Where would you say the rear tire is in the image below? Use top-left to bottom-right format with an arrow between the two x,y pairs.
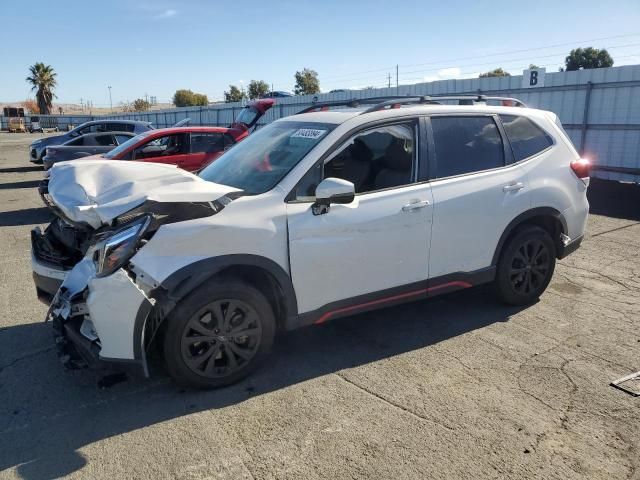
163,279 -> 276,389
495,226 -> 556,306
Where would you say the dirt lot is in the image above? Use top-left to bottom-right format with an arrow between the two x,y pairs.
0,132 -> 638,480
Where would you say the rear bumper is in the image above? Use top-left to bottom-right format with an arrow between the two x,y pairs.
557,235 -> 583,259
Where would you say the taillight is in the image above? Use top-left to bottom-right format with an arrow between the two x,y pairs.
570,158 -> 590,186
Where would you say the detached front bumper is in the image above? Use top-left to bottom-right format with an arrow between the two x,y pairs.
46,259 -> 153,375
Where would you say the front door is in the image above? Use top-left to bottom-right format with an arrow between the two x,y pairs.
426,115 -> 531,279
286,120 -> 433,317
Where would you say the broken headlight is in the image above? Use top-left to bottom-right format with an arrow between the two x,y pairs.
94,216 -> 151,277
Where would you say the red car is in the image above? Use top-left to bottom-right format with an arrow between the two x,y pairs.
83,99 -> 274,172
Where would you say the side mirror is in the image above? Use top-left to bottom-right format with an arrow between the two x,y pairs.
312,177 -> 355,215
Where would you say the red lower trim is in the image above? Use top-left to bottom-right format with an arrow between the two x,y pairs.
427,280 -> 472,292
313,280 -> 472,325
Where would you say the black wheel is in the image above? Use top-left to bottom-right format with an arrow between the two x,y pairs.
163,279 -> 276,389
495,226 -> 556,305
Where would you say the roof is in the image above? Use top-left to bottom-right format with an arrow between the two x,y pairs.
286,103 -> 553,126
82,119 -> 152,126
278,110 -> 364,124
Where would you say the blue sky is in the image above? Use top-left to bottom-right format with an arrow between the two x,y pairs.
1,0 -> 639,106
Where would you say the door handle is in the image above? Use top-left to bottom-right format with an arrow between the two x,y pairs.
402,200 -> 430,211
503,182 -> 524,192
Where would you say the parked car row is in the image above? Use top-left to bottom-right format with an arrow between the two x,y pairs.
31,95 -> 589,389
30,99 -> 275,171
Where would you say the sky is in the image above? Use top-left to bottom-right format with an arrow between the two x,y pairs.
1,0 -> 639,106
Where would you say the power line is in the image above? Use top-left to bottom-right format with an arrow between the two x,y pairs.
319,32 -> 640,83
323,43 -> 639,89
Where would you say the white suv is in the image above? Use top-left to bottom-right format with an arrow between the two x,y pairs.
32,96 -> 589,388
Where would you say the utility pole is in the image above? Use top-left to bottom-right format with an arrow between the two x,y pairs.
396,64 -> 399,93
108,86 -> 113,113
80,98 -> 84,113
387,72 -> 391,88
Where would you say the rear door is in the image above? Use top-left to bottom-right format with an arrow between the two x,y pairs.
427,114 -> 530,279
187,132 -> 226,171
131,133 -> 189,167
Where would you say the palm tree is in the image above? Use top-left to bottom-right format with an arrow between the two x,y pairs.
26,63 -> 57,114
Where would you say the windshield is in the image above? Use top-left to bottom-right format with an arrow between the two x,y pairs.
103,131 -> 151,159
198,121 -> 334,194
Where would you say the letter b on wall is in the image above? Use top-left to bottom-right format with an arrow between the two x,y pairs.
522,68 -> 546,89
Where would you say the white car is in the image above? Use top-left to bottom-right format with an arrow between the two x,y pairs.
32,96 -> 589,388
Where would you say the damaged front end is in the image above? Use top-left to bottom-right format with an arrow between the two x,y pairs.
36,160 -> 242,374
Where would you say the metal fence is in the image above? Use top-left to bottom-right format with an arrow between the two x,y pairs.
2,65 -> 639,182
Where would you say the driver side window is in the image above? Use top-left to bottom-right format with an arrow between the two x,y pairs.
133,133 -> 188,160
294,122 -> 417,200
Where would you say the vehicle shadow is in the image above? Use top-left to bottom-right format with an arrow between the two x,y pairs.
0,207 -> 53,227
0,286 -> 526,479
0,166 -> 43,174
0,180 -> 42,190
588,178 -> 640,221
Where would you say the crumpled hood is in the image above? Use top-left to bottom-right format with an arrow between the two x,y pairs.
47,160 -> 240,228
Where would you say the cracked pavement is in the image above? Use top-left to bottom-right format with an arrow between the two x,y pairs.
0,133 -> 639,479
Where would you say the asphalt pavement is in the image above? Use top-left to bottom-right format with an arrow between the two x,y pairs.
0,133 -> 638,480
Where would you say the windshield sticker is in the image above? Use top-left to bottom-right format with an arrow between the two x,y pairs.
291,128 -> 327,140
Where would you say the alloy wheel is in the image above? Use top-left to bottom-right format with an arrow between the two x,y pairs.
509,239 -> 551,295
180,299 -> 262,378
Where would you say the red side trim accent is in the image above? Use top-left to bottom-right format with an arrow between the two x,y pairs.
313,281 -> 472,325
427,280 -> 472,292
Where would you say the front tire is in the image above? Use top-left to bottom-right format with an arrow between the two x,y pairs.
495,226 -> 556,306
163,279 -> 276,389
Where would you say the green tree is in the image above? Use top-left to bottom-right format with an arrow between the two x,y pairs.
529,64 -> 540,69
248,80 -> 270,100
479,68 -> 511,78
192,93 -> 208,106
26,63 -> 57,114
173,89 -> 209,107
224,85 -> 246,103
133,98 -> 150,111
565,47 -> 614,71
294,68 -> 320,95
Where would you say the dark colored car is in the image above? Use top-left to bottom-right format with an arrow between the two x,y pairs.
259,91 -> 293,98
29,119 -> 153,164
43,132 -> 136,170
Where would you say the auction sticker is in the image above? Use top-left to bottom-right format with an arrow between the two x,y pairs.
291,128 -> 326,139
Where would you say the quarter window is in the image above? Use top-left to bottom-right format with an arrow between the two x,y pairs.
500,115 -> 553,161
432,116 -> 504,178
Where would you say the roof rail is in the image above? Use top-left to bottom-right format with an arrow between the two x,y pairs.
296,95 -> 527,116
296,96 -> 418,115
361,95 -> 527,113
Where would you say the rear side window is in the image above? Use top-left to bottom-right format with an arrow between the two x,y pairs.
432,116 -> 504,178
95,134 -> 116,146
500,115 -> 553,161
102,122 -> 133,133
67,137 -> 83,146
190,133 -> 225,153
